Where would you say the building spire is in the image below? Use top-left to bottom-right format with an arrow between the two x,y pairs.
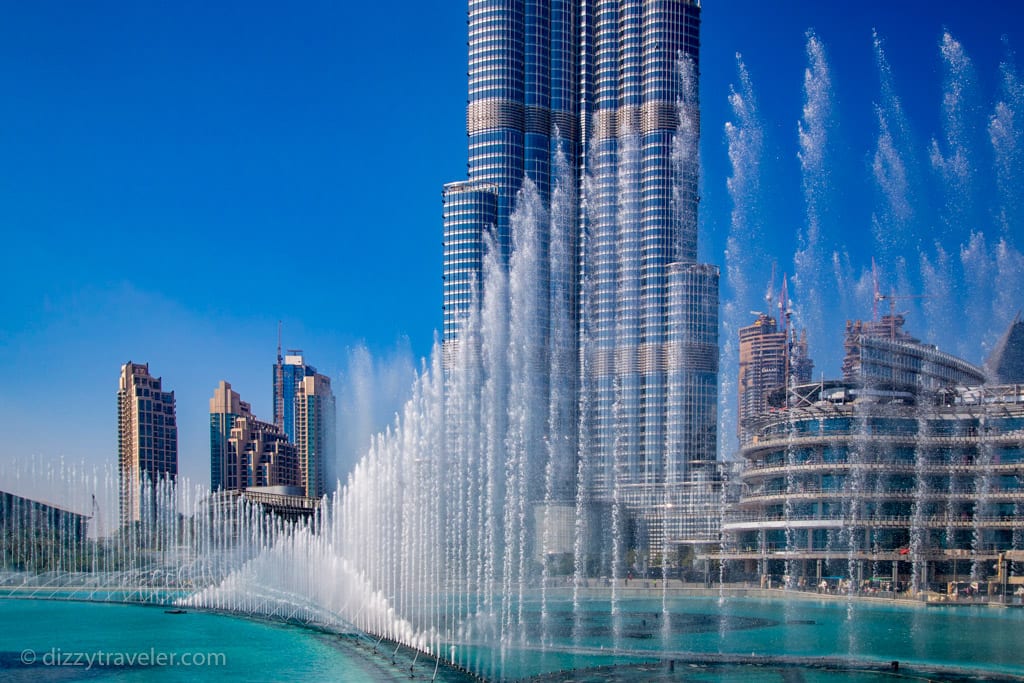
274,321 -> 284,431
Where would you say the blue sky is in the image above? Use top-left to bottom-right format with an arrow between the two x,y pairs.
1,1 -> 1021,486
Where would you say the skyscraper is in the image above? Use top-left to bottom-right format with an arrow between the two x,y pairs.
118,362 -> 177,527
210,380 -> 252,491
443,1 -> 717,557
294,372 -> 335,499
274,352 -> 316,444
737,314 -> 787,442
271,350 -> 336,498
442,181 -> 497,343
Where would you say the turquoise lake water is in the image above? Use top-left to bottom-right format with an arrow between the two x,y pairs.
0,599 -> 467,682
466,594 -> 1024,680
3,595 -> 1024,681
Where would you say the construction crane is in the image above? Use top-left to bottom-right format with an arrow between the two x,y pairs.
871,259 -> 928,337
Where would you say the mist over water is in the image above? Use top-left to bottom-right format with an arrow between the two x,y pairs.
333,341 -> 416,485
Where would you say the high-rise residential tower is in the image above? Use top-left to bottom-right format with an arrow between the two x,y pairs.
118,362 -> 177,527
443,1 -> 718,556
294,372 -> 335,499
211,380 -> 300,492
737,314 -> 787,444
273,352 -> 317,443
210,380 -> 253,491
271,350 -> 336,498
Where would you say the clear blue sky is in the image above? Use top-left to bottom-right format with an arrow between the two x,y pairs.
1,1 -> 1021,486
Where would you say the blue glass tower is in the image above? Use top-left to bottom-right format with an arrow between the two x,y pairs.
443,0 -> 717,555
274,352 -> 316,444
442,181 -> 498,342
272,350 -> 335,498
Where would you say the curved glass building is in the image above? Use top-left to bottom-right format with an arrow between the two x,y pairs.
722,321 -> 1024,592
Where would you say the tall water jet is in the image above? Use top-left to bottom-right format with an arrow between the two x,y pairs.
927,32 -> 982,356
930,32 -> 981,245
505,175 -> 547,646
721,54 -> 765,461
990,41 -> 1024,240
793,31 -> 833,368
989,49 -> 1024,349
960,231 -> 998,354
541,137 -> 578,644
871,30 -> 915,278
920,241 -> 953,355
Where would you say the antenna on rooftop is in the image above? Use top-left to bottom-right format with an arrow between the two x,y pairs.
274,321 -> 285,430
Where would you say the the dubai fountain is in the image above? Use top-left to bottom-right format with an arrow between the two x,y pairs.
5,31 -> 1024,683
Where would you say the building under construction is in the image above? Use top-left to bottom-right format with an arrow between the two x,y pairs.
718,316 -> 1024,594
737,310 -> 812,446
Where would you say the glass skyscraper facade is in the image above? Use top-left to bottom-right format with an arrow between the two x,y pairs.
271,352 -> 336,498
442,181 -> 497,343
443,0 -> 719,555
274,353 -> 315,444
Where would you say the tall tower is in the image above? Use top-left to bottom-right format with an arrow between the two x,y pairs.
209,380 -> 253,491
118,362 -> 178,527
579,3 -> 710,557
442,181 -> 498,344
274,352 -> 314,444
294,373 -> 335,499
737,314 -> 787,444
443,1 -> 715,556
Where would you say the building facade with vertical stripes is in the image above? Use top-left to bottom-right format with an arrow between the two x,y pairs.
442,0 -> 719,557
